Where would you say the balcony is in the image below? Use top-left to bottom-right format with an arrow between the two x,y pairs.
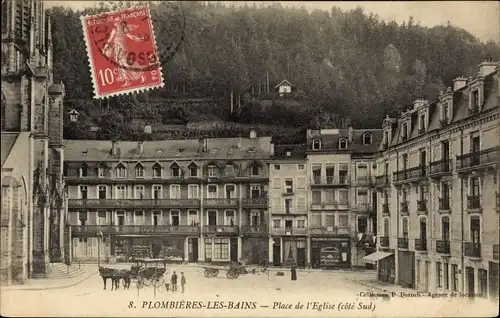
414,238 -> 427,251
68,198 -> 200,209
456,146 -> 499,172
439,198 -> 450,211
354,177 -> 373,186
382,203 -> 390,215
496,192 -> 500,212
393,166 -> 426,185
375,175 -> 391,188
398,237 -> 409,249
309,226 -> 349,236
271,227 -> 308,236
355,203 -> 373,214
436,240 -> 450,254
240,224 -> 268,236
417,200 -> 427,214
464,242 -> 481,258
71,224 -> 200,235
400,201 -> 409,214
466,195 -> 481,212
204,198 -> 239,208
204,225 -> 239,235
241,198 -> 268,208
493,245 -> 499,261
311,175 -> 349,186
429,159 -> 452,177
379,236 -> 389,248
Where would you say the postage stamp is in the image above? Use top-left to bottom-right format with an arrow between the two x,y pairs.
80,6 -> 164,99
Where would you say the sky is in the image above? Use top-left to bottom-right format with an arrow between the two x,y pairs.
43,0 -> 499,43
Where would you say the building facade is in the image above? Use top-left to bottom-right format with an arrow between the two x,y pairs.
64,133 -> 272,265
1,0 -> 66,285
374,59 -> 499,299
306,128 -> 382,269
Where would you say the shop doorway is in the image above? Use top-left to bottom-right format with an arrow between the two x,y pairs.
273,239 -> 281,266
188,238 -> 198,262
311,247 -> 321,268
297,247 -> 306,268
230,238 -> 238,262
466,267 -> 475,297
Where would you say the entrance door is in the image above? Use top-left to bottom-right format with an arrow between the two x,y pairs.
251,245 -> 261,264
420,219 -> 427,249
151,241 -> 161,258
152,212 -> 161,226
208,211 -> 217,226
424,261 -> 430,292
188,238 -> 198,262
273,239 -> 281,266
171,211 -> 180,226
311,246 -> 320,268
471,136 -> 480,165
467,267 -> 475,296
297,248 -> 306,268
230,238 -> 238,262
117,214 -> 124,226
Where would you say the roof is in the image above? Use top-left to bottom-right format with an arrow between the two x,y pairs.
1,133 -> 19,166
63,136 -> 273,161
306,129 -> 384,154
274,79 -> 294,89
272,144 -> 307,160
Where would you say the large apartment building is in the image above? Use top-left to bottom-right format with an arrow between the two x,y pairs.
372,59 -> 499,299
64,133 -> 272,265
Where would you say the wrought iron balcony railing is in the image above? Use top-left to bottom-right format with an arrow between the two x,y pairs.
309,226 -> 346,235
464,242 -> 481,258
240,224 -> 268,235
398,237 -> 409,249
204,225 -> 239,234
417,200 -> 427,212
436,240 -> 450,254
204,198 -> 239,207
71,224 -> 200,235
68,198 -> 200,208
400,201 -> 409,213
311,176 -> 335,185
375,175 -> 390,187
379,236 -> 389,247
241,198 -> 268,208
439,198 -> 450,211
456,147 -> 499,170
393,165 -> 426,183
429,159 -> 452,175
415,238 -> 427,251
271,227 -> 308,236
467,195 -> 481,210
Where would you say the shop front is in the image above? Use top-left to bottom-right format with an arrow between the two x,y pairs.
282,238 -> 307,268
241,237 -> 268,265
204,236 -> 239,263
112,236 -> 186,263
398,250 -> 415,288
311,236 -> 351,269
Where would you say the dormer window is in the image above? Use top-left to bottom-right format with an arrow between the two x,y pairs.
135,163 -> 144,178
402,123 -> 408,140
362,133 -> 372,145
115,163 -> 126,178
225,164 -> 234,177
384,131 -> 389,147
442,104 -> 449,123
419,114 -> 425,133
170,163 -> 180,178
248,147 -> 255,153
188,162 -> 198,177
339,138 -> 347,150
251,163 -> 260,176
312,139 -> 321,150
80,163 -> 88,177
207,165 -> 217,178
471,90 -> 479,113
152,163 -> 162,178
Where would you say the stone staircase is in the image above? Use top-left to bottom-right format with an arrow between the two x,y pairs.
31,263 -> 86,279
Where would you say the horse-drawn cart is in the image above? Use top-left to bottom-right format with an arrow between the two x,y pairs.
202,262 -> 248,279
131,258 -> 167,288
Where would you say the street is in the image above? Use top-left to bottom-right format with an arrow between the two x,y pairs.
1,265 -> 498,317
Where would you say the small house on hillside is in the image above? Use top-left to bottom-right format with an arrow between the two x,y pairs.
274,79 -> 294,97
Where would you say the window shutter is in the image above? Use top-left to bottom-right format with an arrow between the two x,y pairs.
273,177 -> 282,189
271,198 -> 282,214
297,197 -> 306,212
296,177 -> 306,189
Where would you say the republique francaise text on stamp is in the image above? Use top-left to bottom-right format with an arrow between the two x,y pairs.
80,6 -> 164,99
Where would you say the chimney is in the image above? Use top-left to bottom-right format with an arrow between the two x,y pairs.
453,75 -> 467,91
249,129 -> 257,139
478,58 -> 497,77
348,126 -> 353,143
111,141 -> 118,156
270,142 -> 274,156
198,137 -> 208,152
137,141 -> 144,154
237,136 -> 243,149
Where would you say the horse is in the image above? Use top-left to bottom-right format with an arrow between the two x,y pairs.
98,267 -> 124,290
119,269 -> 132,289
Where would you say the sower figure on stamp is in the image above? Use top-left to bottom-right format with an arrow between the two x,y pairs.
102,17 -> 147,87
171,271 -> 178,292
180,272 -> 186,293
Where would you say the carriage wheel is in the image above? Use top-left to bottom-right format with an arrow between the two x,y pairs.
232,271 -> 240,279
212,269 -> 219,277
152,274 -> 165,288
204,269 -> 212,278
226,270 -> 234,279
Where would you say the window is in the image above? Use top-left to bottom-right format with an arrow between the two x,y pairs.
273,219 -> 281,228
357,190 -> 368,205
208,165 -> 217,178
325,214 -> 335,227
442,216 -> 450,241
170,210 -> 180,226
402,218 -> 408,239
98,185 -> 107,199
115,163 -> 126,178
135,164 -> 144,178
152,211 -> 162,226
213,238 -> 229,260
470,216 -> 480,243
115,185 -> 126,199
97,210 -> 107,225
170,185 -> 180,199
470,177 -> 480,197
251,164 -> 259,176
225,210 -> 235,226
362,133 -> 372,145
188,163 -> 198,177
205,238 -> 212,259
442,104 -> 449,121
250,185 -> 260,198
285,199 -> 292,213
152,163 -> 162,178
436,262 -> 442,288
79,185 -> 88,199
419,114 -> 425,131
451,264 -> 458,292
478,269 -> 488,297
225,165 -> 234,177
471,90 -> 479,110
98,167 -> 105,178
357,216 -> 367,233
224,185 -> 236,198
324,190 -> 335,204
207,185 -> 218,198
339,138 -> 347,149
338,215 -> 348,228
312,139 -> 321,150
357,164 -> 368,181
444,263 -> 449,290
80,163 -> 88,177
78,210 -> 87,225
402,123 -> 408,139
188,184 -> 199,199
284,179 -> 293,193
384,130 -> 389,145
134,185 -> 145,199
338,190 -> 348,205
297,164 -> 304,170
188,210 -> 199,226
152,185 -> 162,199
171,163 -> 180,178
274,164 -> 281,170
383,218 -> 390,236
297,220 -> 306,228
312,190 -> 322,205
134,211 -> 145,225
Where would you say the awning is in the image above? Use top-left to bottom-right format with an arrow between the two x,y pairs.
362,251 -> 393,265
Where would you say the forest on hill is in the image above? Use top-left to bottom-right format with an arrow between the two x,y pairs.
49,1 -> 500,141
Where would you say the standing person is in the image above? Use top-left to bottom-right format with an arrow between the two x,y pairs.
171,271 -> 178,292
291,265 -> 297,281
180,272 -> 186,293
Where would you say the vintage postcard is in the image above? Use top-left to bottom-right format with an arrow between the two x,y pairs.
1,0 -> 499,317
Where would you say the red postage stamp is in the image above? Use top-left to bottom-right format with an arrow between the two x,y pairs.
80,6 -> 164,99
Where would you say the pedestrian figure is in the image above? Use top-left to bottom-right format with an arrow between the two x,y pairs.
181,272 -> 186,293
171,271 -> 178,292
291,265 -> 297,281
